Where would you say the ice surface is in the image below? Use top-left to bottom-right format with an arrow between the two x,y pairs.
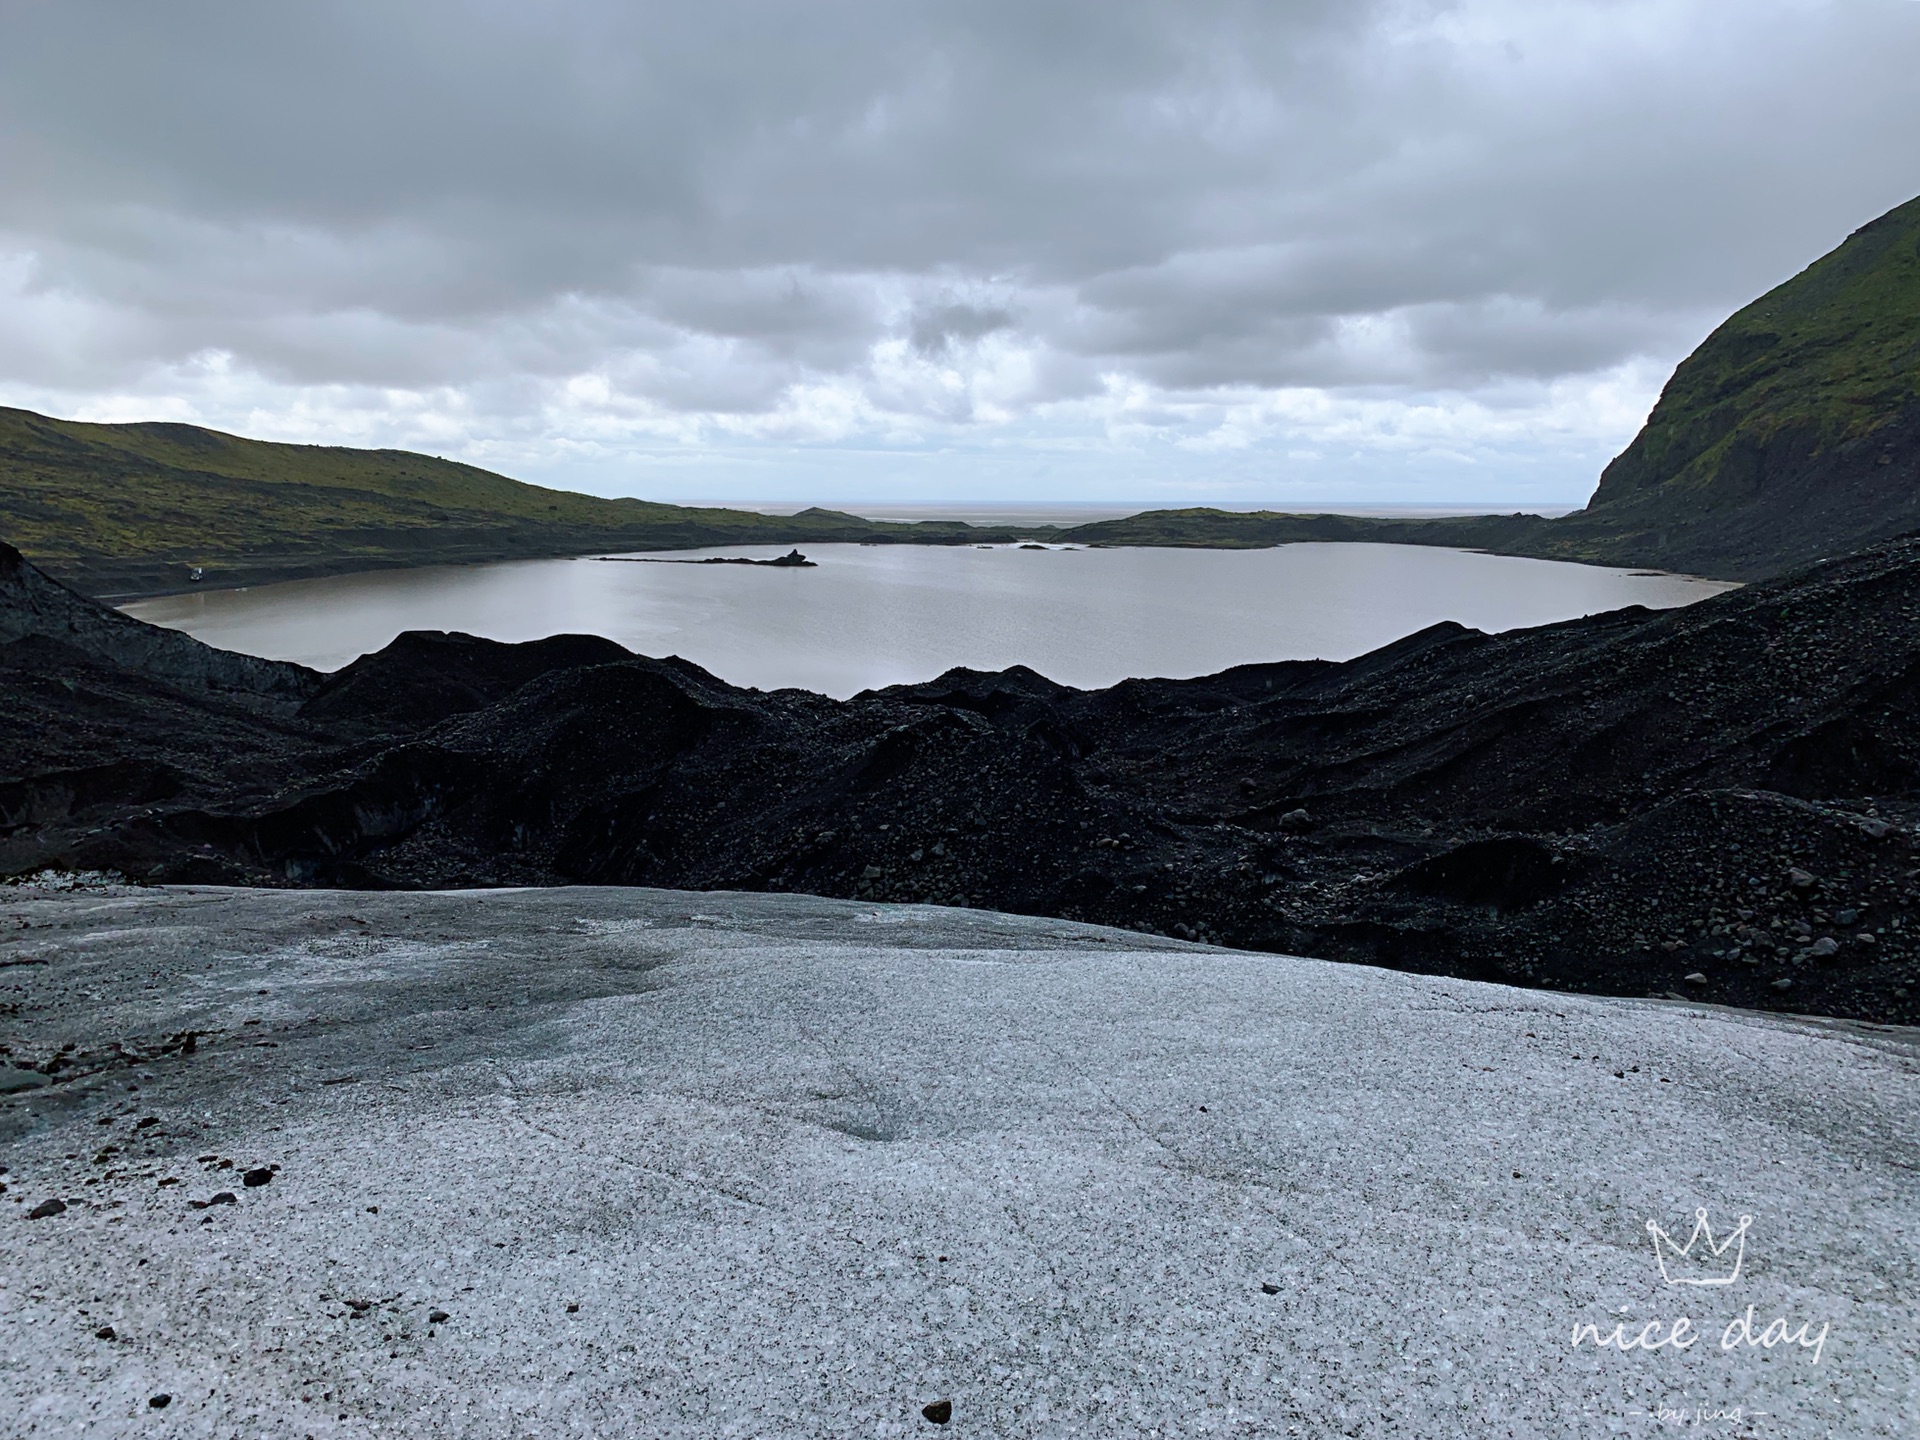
1,885 -> 1914,1436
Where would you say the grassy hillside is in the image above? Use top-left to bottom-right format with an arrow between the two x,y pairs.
0,407 -> 1003,596
1594,194 -> 1920,512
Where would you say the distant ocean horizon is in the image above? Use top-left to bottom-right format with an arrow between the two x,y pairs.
691,499 -> 1584,526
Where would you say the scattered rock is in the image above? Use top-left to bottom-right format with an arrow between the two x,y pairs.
241,1167 -> 273,1187
1260,1282 -> 1281,1295
1684,972 -> 1709,986
94,1325 -> 115,1341
148,1394 -> 170,1409
1772,978 -> 1794,991
208,1191 -> 237,1206
1788,868 -> 1817,889
428,1309 -> 449,1324
26,1198 -> 66,1220
921,1399 -> 953,1425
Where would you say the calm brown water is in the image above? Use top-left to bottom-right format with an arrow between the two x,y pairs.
125,542 -> 1734,698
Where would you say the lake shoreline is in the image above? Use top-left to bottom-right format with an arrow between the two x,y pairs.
119,540 -> 1733,691
93,525 -> 1737,607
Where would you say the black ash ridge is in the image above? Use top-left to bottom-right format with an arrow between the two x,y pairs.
4,535 -> 1919,1025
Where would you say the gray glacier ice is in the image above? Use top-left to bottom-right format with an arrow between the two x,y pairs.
1,883 -> 1914,1437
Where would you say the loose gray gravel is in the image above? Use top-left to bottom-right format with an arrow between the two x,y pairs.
1,884 -> 1915,1437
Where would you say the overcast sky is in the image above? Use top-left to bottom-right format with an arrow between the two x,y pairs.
2,0 -> 1916,506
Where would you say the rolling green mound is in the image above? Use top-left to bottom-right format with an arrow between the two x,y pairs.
0,408 -> 1005,596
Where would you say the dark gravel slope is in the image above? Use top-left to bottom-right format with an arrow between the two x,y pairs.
5,538 -> 1919,1024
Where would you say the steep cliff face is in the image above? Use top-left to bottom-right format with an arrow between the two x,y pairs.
1565,193 -> 1920,575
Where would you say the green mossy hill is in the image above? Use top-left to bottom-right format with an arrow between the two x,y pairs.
0,408 -> 1002,597
1568,192 -> 1920,574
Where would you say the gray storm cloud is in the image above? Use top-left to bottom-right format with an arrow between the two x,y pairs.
0,0 -> 1916,498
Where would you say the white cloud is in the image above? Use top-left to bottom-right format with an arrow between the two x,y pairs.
0,0 -> 1915,502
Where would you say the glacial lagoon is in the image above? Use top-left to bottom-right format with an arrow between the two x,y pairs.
125,541 -> 1736,698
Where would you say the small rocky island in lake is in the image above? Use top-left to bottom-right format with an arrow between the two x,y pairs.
598,547 -> 817,567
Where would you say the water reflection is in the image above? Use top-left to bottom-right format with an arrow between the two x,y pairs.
125,542 -> 1735,698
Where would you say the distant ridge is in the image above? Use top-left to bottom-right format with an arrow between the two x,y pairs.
4,195 -> 1915,592
0,408 -> 1024,597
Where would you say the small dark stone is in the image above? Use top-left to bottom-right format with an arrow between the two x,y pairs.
241,1167 -> 273,1187
921,1398 -> 953,1425
566,1303 -> 580,1314
135,1117 -> 160,1129
209,1191 -> 237,1206
428,1309 -> 449,1324
1260,1282 -> 1280,1295
27,1197 -> 66,1220
148,1394 -> 171,1409
95,1325 -> 115,1340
